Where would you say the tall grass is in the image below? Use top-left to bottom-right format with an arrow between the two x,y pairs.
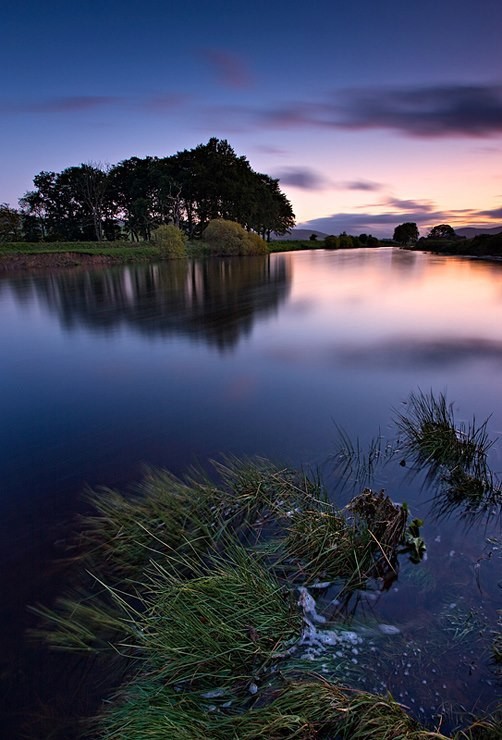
334,391 -> 501,522
95,676 -> 501,739
30,455 -> 499,738
395,390 -> 501,520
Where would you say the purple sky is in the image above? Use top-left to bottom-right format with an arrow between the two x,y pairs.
2,0 -> 502,237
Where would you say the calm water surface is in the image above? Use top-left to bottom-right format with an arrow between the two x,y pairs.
1,248 -> 501,736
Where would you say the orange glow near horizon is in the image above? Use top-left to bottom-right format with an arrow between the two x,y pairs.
279,249 -> 502,341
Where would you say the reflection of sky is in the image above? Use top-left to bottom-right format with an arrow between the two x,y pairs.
2,251 -> 501,484
270,249 -> 502,343
2,2 -> 502,236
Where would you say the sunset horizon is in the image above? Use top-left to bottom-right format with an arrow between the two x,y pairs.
2,1 -> 502,240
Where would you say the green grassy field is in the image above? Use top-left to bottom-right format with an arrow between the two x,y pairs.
0,241 -> 161,259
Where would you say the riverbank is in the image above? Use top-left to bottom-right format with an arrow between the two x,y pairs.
0,240 -> 323,274
0,242 -> 162,272
2,237 -> 501,277
412,232 -> 502,258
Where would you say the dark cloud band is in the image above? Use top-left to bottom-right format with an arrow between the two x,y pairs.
256,83 -> 502,138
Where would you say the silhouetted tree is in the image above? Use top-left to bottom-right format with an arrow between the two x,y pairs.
427,224 -> 456,239
324,235 -> 338,249
22,139 -> 295,242
0,204 -> 21,241
393,222 -> 419,245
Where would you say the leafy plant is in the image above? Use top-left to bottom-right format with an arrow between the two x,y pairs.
150,224 -> 187,257
202,219 -> 269,256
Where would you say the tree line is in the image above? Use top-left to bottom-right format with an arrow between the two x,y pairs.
1,138 -> 295,243
393,222 -> 459,245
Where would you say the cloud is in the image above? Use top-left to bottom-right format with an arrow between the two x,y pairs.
300,212 -> 411,236
0,96 -> 121,113
0,93 -> 190,116
226,83 -> 502,138
299,207 -> 455,238
274,167 -> 330,190
385,197 -> 436,213
273,171 -> 384,194
199,48 -> 253,89
260,103 -> 321,129
342,180 -> 383,192
252,144 -> 287,156
300,194 -> 502,237
336,84 -> 502,137
476,206 -> 502,219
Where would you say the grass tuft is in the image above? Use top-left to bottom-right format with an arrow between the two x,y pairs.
395,390 -> 501,520
29,455 -> 499,737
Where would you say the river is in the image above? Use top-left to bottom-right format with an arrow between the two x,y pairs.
0,248 -> 500,736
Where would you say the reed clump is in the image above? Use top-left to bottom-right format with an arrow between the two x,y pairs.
335,390 -> 501,521
32,457 -> 502,738
96,677 -> 496,739
395,390 -> 501,519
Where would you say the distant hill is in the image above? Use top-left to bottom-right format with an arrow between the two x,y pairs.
455,225 -> 502,238
271,228 -> 328,241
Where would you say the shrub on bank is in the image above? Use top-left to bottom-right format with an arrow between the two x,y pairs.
151,225 -> 187,258
202,219 -> 269,256
324,235 -> 339,249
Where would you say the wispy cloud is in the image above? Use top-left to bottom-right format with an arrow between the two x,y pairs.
199,48 -> 253,89
0,96 -> 121,113
260,103 -> 321,129
0,93 -> 191,115
274,166 -> 330,190
476,205 -> 502,219
3,83 -> 502,140
336,84 -> 502,137
385,197 -> 436,213
300,212 -> 425,237
217,83 -> 502,138
342,180 -> 384,192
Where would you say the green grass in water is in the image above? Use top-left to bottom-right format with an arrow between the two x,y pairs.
30,456 -> 500,738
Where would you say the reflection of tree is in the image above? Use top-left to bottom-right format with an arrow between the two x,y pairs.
4,256 -> 291,350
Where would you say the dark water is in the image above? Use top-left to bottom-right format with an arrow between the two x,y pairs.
1,249 -> 501,736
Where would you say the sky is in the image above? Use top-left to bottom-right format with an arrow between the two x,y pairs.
2,0 -> 502,238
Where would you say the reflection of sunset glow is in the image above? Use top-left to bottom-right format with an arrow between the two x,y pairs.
274,249 -> 502,344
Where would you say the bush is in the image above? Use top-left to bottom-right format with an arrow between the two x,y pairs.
202,219 -> 268,256
324,235 -> 339,249
151,225 -> 187,258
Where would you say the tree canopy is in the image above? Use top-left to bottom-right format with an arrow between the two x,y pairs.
0,203 -> 21,242
427,224 -> 456,240
393,222 -> 419,245
18,139 -> 295,242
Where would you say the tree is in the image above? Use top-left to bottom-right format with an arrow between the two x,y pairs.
338,232 -> 353,249
0,204 -> 21,241
22,139 -> 295,242
19,190 -> 48,240
73,163 -> 110,241
427,224 -> 456,240
324,235 -> 339,249
393,222 -> 419,245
